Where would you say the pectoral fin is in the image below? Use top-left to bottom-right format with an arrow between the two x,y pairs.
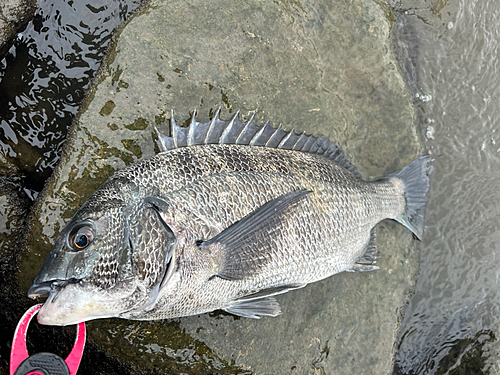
199,189 -> 312,281
224,297 -> 281,319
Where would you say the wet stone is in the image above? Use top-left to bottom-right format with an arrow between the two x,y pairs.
0,173 -> 29,281
22,0 -> 421,373
0,169 -> 35,373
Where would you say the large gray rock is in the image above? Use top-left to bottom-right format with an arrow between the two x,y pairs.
21,0 -> 421,373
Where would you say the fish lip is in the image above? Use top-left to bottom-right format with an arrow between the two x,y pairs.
28,279 -> 80,299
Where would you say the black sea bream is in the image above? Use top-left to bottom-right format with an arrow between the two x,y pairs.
28,110 -> 433,325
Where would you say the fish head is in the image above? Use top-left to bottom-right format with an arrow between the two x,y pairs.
28,178 -> 177,325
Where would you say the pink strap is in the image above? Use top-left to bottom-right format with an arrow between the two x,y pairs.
10,304 -> 42,375
10,304 -> 86,375
65,320 -> 86,374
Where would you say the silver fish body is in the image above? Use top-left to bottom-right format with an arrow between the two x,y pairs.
28,110 -> 433,325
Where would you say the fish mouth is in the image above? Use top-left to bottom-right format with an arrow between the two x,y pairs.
28,279 -> 80,299
32,278 -> 150,325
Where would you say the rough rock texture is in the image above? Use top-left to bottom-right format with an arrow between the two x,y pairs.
21,0 -> 422,373
0,162 -> 32,373
0,0 -> 36,55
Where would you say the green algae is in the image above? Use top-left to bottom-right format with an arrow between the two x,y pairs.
111,66 -> 124,86
124,118 -> 148,131
374,0 -> 397,23
154,112 -> 167,126
99,100 -> 116,116
121,139 -> 142,159
68,164 -> 119,202
118,80 -> 129,89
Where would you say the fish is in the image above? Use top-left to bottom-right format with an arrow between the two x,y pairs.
28,109 -> 434,326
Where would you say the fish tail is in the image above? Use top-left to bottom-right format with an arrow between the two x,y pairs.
386,156 -> 435,240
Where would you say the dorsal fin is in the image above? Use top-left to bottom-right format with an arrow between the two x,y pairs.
154,109 -> 360,177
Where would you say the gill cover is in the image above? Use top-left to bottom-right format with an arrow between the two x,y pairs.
28,195 -> 177,325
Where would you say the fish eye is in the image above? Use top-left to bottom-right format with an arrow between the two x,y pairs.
68,224 -> 95,251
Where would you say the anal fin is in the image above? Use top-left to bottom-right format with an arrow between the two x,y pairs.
348,228 -> 379,272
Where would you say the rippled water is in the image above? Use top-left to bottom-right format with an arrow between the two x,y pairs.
0,0 -> 141,197
393,0 -> 500,373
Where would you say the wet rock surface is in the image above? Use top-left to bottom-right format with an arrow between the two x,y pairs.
0,164 -> 31,373
20,0 -> 421,373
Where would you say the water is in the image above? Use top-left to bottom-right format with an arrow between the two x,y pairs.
392,0 -> 500,373
0,0 -> 141,197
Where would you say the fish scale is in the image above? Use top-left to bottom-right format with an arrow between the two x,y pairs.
115,145 -> 405,320
28,111 -> 433,325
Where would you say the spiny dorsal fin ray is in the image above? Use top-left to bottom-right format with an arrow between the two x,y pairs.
155,109 -> 360,177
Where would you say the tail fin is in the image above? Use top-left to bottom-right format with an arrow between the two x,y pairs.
386,156 -> 434,240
